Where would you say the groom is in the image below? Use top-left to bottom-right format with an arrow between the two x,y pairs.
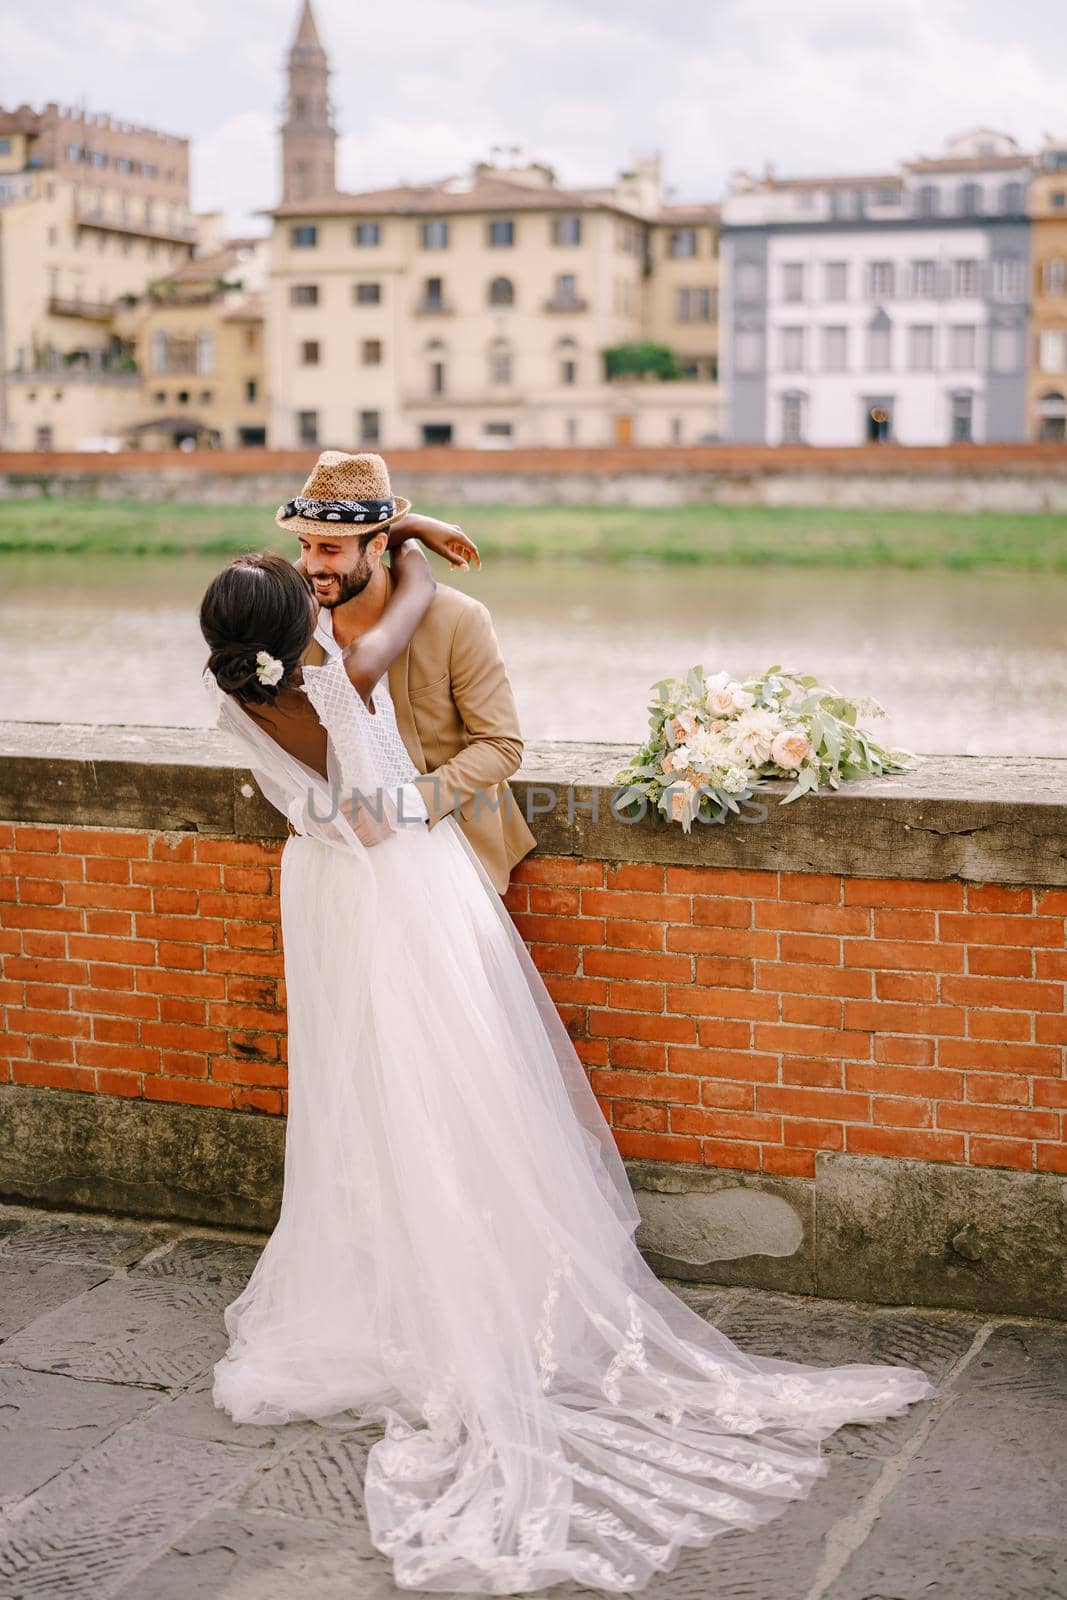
276,449 -> 537,896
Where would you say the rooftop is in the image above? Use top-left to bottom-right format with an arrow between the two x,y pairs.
267,169 -> 642,220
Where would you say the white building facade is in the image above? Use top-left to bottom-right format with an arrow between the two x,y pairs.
721,131 -> 1032,445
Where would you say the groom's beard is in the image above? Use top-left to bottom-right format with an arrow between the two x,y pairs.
308,565 -> 372,608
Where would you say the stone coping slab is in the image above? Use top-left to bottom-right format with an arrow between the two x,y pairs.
1,720 -> 1066,884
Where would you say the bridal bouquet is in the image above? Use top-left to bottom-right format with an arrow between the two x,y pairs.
614,664 -> 916,831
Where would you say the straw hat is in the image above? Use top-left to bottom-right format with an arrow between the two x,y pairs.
274,450 -> 412,538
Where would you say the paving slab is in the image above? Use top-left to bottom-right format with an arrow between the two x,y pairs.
0,1274 -> 232,1389
238,1424 -> 384,1530
0,1366 -> 157,1509
823,1518 -> 1067,1600
0,1259 -> 112,1343
0,1203 -> 1064,1600
128,1232 -> 265,1287
0,1213 -> 168,1269
868,1383 -> 1066,1542
0,1426 -> 262,1600
108,1507 -> 388,1600
141,1368 -> 323,1452
951,1321 -> 1067,1410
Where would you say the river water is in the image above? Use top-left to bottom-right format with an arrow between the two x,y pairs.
3,554 -> 1066,756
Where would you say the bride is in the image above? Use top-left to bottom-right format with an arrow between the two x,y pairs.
199,535 -> 935,1595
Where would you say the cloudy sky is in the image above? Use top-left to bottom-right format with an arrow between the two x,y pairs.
4,0 -> 1066,232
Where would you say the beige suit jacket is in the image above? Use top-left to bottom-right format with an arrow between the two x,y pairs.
308,565 -> 537,895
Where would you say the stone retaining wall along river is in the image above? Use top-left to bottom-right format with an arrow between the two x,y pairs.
2,442 -> 1067,511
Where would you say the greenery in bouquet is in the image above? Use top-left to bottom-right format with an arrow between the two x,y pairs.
613,664 -> 916,831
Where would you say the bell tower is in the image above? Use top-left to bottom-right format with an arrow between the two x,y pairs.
281,0 -> 336,203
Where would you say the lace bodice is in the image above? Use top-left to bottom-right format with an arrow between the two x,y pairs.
301,656 -> 419,800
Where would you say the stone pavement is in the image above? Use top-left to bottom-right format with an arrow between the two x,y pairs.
0,1201 -> 1064,1600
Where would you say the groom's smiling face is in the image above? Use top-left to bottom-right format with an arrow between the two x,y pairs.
297,531 -> 386,608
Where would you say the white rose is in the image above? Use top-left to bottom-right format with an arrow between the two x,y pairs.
255,650 -> 284,687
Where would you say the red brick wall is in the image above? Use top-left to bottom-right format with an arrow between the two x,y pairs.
2,443 -> 1067,478
2,823 -> 1065,1180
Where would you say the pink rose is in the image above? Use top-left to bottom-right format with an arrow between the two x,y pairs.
771,730 -> 811,770
707,689 -> 737,717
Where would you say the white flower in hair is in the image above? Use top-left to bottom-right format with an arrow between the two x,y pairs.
255,650 -> 285,687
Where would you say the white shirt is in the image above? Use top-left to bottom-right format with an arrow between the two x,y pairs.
313,609 -> 429,826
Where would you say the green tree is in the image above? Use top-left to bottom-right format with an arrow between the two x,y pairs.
602,342 -> 682,381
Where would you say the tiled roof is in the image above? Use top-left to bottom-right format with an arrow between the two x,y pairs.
168,247 -> 243,282
222,291 -> 265,322
266,173 -> 637,218
904,154 -> 1033,173
769,173 -> 901,191
653,202 -> 721,224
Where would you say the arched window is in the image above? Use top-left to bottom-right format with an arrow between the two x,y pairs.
1037,390 -> 1066,441
557,336 -> 578,386
488,276 -> 514,306
866,307 -> 892,370
914,184 -> 939,218
780,390 -> 806,444
489,339 -> 512,386
425,338 -> 446,395
195,330 -> 214,376
957,182 -> 982,216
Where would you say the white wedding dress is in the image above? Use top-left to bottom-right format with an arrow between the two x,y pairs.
208,655 -> 936,1595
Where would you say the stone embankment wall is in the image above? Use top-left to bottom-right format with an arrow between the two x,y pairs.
2,443 -> 1067,511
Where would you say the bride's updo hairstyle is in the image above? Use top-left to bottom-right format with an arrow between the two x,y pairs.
200,553 -> 315,707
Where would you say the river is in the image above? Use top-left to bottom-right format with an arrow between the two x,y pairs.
3,554 -> 1066,756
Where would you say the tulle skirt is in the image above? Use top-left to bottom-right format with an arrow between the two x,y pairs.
211,814 -> 936,1593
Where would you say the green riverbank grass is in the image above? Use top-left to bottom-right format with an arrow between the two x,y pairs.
0,497 -> 1065,570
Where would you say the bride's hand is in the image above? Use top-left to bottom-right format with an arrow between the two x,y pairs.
341,795 -> 395,847
389,512 -> 481,571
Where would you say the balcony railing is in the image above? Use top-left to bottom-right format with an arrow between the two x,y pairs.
48,296 -> 114,322
413,298 -> 455,315
9,356 -> 139,385
543,294 -> 589,313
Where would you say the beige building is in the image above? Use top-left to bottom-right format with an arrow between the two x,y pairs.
1028,136 -> 1067,440
0,101 -> 196,449
265,2 -> 721,451
115,236 -> 269,449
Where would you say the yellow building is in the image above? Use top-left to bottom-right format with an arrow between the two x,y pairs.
265,2 -> 721,451
1028,136 -> 1067,441
0,101 -> 197,450
116,239 -> 269,449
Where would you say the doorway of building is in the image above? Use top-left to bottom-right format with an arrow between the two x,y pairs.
421,423 -> 453,446
950,392 -> 974,443
863,400 -> 893,442
1036,391 -> 1066,441
613,415 -> 634,446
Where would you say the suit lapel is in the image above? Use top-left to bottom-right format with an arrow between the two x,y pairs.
382,561 -> 427,773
